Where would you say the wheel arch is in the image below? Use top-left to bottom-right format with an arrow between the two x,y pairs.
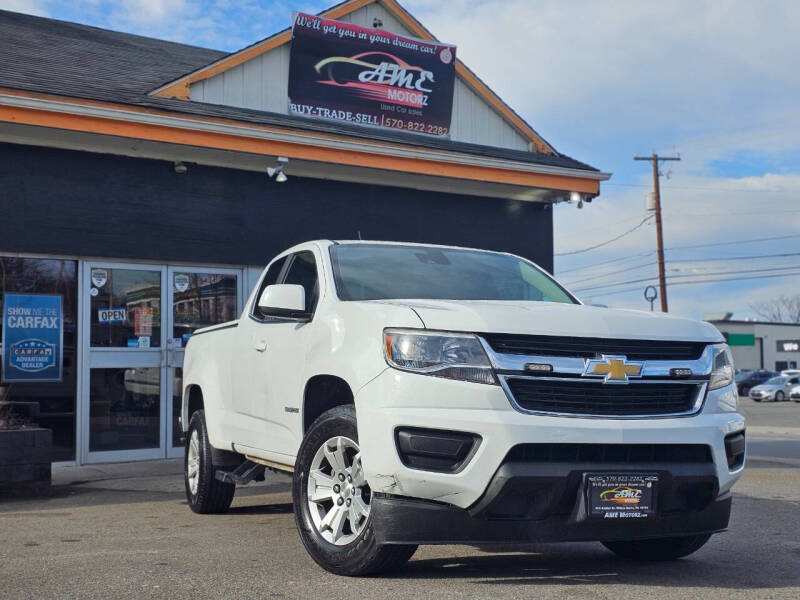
183,384 -> 204,432
302,374 -> 355,434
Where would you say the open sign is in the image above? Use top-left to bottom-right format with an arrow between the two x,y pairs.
98,308 -> 127,323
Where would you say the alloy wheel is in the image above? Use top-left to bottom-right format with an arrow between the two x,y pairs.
306,435 -> 371,546
187,429 -> 200,496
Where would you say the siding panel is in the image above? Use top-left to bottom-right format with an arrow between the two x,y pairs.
188,5 -> 531,151
0,143 -> 554,272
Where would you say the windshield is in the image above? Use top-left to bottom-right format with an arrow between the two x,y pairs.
765,376 -> 788,385
330,244 -> 577,303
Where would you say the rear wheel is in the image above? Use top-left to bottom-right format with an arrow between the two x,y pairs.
184,410 -> 235,514
602,534 -> 712,561
292,405 -> 417,575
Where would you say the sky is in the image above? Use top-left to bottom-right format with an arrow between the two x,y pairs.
3,0 -> 799,321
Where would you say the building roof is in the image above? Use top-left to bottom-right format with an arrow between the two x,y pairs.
0,8 -> 600,174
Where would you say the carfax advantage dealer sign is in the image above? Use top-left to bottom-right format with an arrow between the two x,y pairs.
288,12 -> 456,137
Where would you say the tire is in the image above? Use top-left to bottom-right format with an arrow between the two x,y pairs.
775,391 -> 785,402
184,410 -> 235,514
292,405 -> 417,576
602,534 -> 712,561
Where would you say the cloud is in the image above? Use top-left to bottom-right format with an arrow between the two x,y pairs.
0,0 -> 48,15
118,0 -> 188,24
400,0 -> 800,320
2,0 -> 797,320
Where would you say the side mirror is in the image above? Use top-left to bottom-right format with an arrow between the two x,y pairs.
257,284 -> 310,320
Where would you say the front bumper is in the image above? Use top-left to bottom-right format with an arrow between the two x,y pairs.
355,369 -> 744,542
373,491 -> 732,545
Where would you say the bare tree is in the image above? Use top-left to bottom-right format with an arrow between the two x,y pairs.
749,295 -> 800,323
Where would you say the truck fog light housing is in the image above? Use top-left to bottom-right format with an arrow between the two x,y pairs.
384,329 -> 497,385
709,344 -> 734,391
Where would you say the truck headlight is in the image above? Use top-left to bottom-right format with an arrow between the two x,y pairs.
709,344 -> 734,391
384,329 -> 496,385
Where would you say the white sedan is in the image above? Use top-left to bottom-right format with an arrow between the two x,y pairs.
791,385 -> 800,402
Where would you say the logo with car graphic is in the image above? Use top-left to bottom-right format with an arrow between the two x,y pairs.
599,485 -> 647,505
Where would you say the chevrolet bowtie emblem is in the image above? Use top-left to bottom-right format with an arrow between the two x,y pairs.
583,355 -> 644,383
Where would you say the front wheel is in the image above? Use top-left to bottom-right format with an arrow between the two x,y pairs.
292,405 -> 417,576
184,410 -> 235,514
775,391 -> 785,402
602,534 -> 712,561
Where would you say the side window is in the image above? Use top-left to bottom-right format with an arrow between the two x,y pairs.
283,251 -> 319,314
252,256 -> 287,319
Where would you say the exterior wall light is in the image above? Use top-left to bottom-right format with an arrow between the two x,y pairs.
173,161 -> 187,174
267,157 -> 289,182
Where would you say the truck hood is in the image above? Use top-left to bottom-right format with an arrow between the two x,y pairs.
373,300 -> 723,342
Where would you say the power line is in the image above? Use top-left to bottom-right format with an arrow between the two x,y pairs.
554,215 -> 653,257
556,251 -> 655,275
664,208 -> 800,217
667,233 -> 800,251
572,264 -> 800,294
604,182 -> 791,194
560,252 -> 800,286
668,251 -> 800,263
561,261 -> 657,286
581,270 -> 800,298
556,213 -> 649,240
556,236 -> 800,275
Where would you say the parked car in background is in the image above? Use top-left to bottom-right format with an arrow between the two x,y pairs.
749,375 -> 800,402
780,369 -> 800,377
790,385 -> 800,402
736,370 -> 777,396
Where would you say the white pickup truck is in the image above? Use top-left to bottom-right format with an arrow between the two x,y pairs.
181,240 -> 745,576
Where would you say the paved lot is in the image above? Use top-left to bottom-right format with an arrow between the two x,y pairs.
1,397 -> 799,599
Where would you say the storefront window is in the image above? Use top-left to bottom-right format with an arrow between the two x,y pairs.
90,268 -> 161,348
172,272 -> 237,344
0,257 -> 78,461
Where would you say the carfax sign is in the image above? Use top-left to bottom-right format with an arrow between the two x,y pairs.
1,294 -> 63,382
288,12 -> 456,137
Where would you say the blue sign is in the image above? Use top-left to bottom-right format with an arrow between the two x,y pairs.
2,294 -> 63,382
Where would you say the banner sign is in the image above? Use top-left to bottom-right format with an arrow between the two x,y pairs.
2,293 -> 63,382
288,12 -> 456,137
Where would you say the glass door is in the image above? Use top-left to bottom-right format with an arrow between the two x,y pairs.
165,267 -> 242,458
80,263 -> 243,463
81,263 -> 167,463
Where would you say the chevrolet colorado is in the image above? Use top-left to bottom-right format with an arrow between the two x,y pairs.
181,240 -> 745,576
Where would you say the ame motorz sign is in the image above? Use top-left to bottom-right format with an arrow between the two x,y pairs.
288,12 -> 457,137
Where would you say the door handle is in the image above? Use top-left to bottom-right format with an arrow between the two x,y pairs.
254,339 -> 267,352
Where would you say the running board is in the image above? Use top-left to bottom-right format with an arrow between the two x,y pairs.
215,460 -> 265,485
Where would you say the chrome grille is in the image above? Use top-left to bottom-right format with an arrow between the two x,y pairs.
482,334 -> 707,361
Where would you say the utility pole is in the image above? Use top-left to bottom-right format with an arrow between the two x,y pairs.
634,152 -> 680,312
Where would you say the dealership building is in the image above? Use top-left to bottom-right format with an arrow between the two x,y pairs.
707,318 -> 800,373
0,0 -> 606,465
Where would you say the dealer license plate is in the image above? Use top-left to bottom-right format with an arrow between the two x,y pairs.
587,473 -> 658,520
